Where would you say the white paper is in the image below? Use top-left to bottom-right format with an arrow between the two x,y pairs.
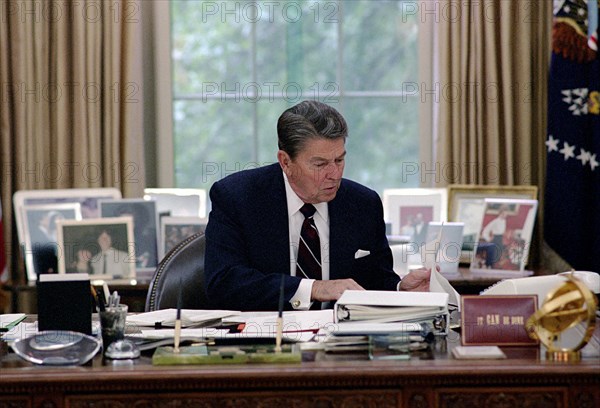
223,310 -> 334,333
452,346 -> 506,359
429,269 -> 461,311
126,309 -> 239,327
0,313 -> 26,328
134,328 -> 315,343
0,322 -> 38,343
327,322 -> 423,336
421,223 -> 443,272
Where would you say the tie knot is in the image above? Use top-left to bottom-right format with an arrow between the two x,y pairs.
300,203 -> 316,218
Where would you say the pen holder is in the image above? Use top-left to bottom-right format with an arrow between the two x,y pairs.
99,304 -> 128,352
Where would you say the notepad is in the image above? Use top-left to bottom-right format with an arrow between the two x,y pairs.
0,313 -> 26,332
452,346 -> 506,360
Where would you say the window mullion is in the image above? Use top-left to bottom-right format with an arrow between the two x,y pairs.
337,0 -> 344,109
251,20 -> 258,163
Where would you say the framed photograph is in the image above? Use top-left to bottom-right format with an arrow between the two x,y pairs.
470,198 -> 538,276
56,217 -> 136,281
382,188 -> 447,244
99,199 -> 159,271
143,188 -> 207,218
21,203 -> 82,281
160,216 -> 207,260
13,188 -> 122,248
447,184 -> 538,258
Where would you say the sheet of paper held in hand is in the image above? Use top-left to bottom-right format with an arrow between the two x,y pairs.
421,223 -> 461,312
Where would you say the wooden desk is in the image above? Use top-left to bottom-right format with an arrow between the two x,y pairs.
445,267 -> 501,294
1,335 -> 598,408
5,270 -> 495,314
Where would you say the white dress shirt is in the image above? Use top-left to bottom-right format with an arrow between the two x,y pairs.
283,172 -> 330,309
90,248 -> 132,278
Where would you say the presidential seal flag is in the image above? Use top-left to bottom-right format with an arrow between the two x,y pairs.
545,0 -> 600,271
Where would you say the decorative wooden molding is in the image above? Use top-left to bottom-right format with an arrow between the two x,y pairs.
0,398 -> 30,408
437,388 -> 566,408
67,391 -> 400,408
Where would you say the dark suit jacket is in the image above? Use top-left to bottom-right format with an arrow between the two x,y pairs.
204,163 -> 400,310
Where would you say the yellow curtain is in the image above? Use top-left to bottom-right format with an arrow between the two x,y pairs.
428,0 -> 551,185
422,0 -> 552,268
0,0 -> 145,286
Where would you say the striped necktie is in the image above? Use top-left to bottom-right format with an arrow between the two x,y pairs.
296,203 -> 322,280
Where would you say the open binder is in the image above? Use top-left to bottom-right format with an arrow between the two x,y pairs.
334,290 -> 450,335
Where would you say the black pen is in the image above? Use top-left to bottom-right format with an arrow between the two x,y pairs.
173,279 -> 183,353
275,274 -> 285,353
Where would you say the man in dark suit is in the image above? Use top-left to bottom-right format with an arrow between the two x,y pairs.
205,100 -> 430,311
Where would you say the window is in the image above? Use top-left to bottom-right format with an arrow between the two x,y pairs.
168,0 -> 420,193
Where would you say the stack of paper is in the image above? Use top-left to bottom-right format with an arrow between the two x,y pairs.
127,309 -> 238,328
126,310 -> 333,346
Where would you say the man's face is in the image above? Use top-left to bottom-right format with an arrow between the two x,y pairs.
98,231 -> 112,251
278,137 -> 346,204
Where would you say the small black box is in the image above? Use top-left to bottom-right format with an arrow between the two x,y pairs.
37,273 -> 92,335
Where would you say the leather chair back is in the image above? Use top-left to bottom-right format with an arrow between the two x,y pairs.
145,232 -> 208,311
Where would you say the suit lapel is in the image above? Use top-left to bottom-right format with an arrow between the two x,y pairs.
259,164 -> 291,274
328,182 -> 354,280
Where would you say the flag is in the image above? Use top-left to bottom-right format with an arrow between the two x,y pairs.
545,0 -> 600,271
0,198 -> 7,283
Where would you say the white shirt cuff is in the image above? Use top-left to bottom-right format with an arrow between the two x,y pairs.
290,279 -> 315,310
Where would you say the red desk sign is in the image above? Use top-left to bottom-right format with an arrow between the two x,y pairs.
461,295 -> 538,346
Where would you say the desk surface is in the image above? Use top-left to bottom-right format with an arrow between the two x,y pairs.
1,331 -> 599,408
4,267 -> 497,314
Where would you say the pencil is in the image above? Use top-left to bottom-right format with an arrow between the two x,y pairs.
91,285 -> 105,312
275,274 -> 285,353
102,282 -> 110,305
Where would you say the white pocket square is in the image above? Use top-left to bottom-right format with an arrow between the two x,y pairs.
354,249 -> 370,259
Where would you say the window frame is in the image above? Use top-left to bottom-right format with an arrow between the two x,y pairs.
152,0 -> 434,188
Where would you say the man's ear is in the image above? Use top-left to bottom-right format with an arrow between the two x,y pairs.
277,150 -> 291,175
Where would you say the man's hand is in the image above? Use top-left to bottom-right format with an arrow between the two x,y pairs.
77,249 -> 92,262
399,267 -> 432,292
311,279 -> 365,301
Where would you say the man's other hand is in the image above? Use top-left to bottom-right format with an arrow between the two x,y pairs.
311,279 -> 365,301
399,267 -> 433,292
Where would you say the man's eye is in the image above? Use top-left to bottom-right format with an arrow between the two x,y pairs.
314,163 -> 327,168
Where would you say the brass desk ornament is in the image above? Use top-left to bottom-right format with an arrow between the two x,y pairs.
526,273 -> 598,362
